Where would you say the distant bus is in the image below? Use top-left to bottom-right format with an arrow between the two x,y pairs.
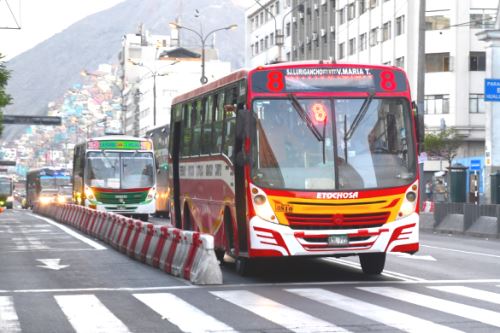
0,175 -> 14,209
72,135 -> 156,221
146,124 -> 170,217
168,61 -> 422,275
25,168 -> 71,208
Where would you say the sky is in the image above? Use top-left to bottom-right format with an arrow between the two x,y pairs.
0,0 -> 125,60
0,0 -> 254,61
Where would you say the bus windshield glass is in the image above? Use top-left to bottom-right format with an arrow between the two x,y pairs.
251,98 -> 416,190
0,180 -> 11,195
86,151 -> 155,189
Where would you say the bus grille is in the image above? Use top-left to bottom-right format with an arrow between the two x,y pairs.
285,212 -> 390,230
95,191 -> 147,204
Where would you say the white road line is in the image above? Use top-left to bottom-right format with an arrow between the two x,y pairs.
29,214 -> 106,250
359,287 -> 500,328
287,288 -> 463,333
55,294 -> 130,333
323,258 -> 426,282
0,296 -> 21,333
421,245 -> 500,258
211,290 -> 350,333
134,293 -> 238,333
429,286 -> 500,305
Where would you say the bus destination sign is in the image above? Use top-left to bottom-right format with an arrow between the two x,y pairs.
251,67 -> 407,93
88,140 -> 152,150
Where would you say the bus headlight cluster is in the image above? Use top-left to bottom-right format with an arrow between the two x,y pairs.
147,187 -> 157,201
84,186 -> 96,201
397,181 -> 418,220
39,196 -> 53,205
57,195 -> 66,204
7,196 -> 13,202
250,184 -> 278,223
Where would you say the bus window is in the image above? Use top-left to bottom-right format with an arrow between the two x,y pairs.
181,103 -> 192,157
211,92 -> 225,154
201,96 -> 213,155
223,88 -> 237,159
191,100 -> 203,156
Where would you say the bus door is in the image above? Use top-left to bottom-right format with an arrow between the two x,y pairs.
171,120 -> 182,228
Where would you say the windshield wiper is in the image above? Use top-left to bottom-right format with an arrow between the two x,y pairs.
288,94 -> 323,142
344,91 -> 375,141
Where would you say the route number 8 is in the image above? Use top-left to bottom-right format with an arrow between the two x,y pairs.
380,70 -> 397,91
266,71 -> 285,92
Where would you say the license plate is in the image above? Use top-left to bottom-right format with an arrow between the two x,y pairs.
116,204 -> 127,210
328,235 -> 349,247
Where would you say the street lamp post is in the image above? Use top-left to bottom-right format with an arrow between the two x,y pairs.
169,22 -> 237,84
128,60 -> 179,128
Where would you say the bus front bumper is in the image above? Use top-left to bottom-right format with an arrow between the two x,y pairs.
248,213 -> 419,257
87,200 -> 156,215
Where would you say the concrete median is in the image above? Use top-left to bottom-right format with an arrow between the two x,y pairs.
32,203 -> 223,284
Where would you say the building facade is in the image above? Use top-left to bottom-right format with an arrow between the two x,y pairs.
119,25 -> 232,137
247,0 -> 498,197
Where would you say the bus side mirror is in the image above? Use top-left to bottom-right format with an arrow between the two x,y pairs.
412,101 -> 425,153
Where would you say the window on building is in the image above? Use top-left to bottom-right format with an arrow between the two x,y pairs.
348,3 -> 356,20
470,9 -> 497,29
348,38 -> 356,55
382,21 -> 391,41
359,32 -> 367,51
369,27 -> 379,46
369,0 -> 377,9
339,7 -> 346,25
425,95 -> 450,114
396,15 -> 405,36
425,53 -> 450,72
425,11 -> 450,30
359,0 -> 367,14
286,22 -> 291,36
338,42 -> 345,59
395,56 -> 405,68
265,36 -> 269,49
470,52 -> 486,71
469,94 -> 485,113
275,1 -> 280,14
255,42 -> 259,54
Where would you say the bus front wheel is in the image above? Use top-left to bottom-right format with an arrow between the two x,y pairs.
359,252 -> 386,275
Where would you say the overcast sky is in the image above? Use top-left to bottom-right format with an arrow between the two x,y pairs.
0,0 -> 254,61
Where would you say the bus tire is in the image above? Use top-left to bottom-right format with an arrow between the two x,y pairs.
359,252 -> 386,275
235,257 -> 253,276
223,207 -> 234,256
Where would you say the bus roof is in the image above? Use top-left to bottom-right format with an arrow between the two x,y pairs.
171,61 -> 407,105
87,135 -> 151,142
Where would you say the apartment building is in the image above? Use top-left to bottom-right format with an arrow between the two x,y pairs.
247,0 -> 498,194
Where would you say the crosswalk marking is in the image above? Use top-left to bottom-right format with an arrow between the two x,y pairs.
429,286 -> 500,305
287,288 -> 464,333
359,287 -> 500,328
0,296 -> 21,333
211,290 -> 350,333
54,294 -> 131,333
133,293 -> 238,333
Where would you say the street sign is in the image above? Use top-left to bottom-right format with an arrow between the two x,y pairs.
485,79 -> 500,101
470,159 -> 481,171
0,160 -> 16,166
2,115 -> 62,125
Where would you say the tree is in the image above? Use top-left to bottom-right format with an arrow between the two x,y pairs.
0,53 -> 12,136
424,127 -> 464,166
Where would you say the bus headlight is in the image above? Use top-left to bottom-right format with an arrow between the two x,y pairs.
250,184 -> 278,223
397,181 -> 418,220
39,196 -> 52,205
57,196 -> 66,204
146,187 -> 156,201
7,196 -> 13,202
84,186 -> 96,201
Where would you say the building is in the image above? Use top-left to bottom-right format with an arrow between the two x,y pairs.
247,0 -> 498,197
119,24 -> 232,137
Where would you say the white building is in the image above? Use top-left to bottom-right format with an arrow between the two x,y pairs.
119,25 -> 232,137
247,0 -> 498,187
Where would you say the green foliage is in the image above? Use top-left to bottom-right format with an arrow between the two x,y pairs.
0,53 -> 13,136
424,127 -> 464,165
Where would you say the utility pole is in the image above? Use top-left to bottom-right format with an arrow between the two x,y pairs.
417,0 -> 426,207
477,2 -> 500,203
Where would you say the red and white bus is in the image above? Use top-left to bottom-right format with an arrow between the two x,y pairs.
168,61 -> 422,275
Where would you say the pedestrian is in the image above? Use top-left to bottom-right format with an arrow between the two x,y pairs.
425,180 -> 433,201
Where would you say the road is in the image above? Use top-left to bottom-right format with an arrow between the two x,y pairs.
0,208 -> 499,332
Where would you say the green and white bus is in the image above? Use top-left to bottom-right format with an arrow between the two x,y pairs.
72,135 -> 156,221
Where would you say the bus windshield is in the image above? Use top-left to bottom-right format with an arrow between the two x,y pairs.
251,97 -> 416,191
0,180 -> 11,195
86,151 -> 155,189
